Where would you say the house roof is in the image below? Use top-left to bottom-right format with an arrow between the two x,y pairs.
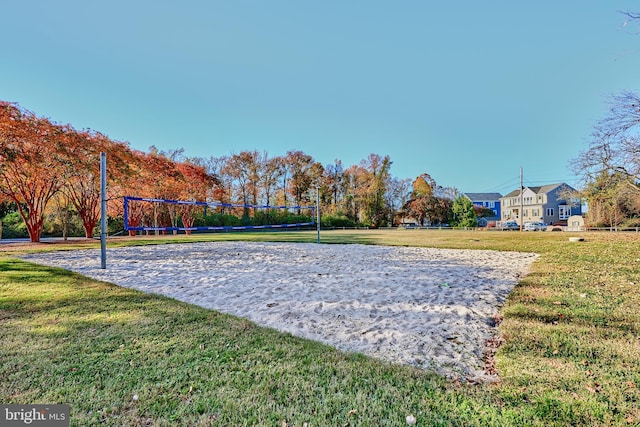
501,183 -> 576,198
464,192 -> 502,201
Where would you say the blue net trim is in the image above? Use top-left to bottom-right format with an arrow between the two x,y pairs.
125,196 -> 314,210
126,222 -> 315,232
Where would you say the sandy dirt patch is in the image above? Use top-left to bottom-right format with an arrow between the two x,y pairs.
22,241 -> 537,381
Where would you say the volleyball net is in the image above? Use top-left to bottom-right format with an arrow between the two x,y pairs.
124,196 -> 316,233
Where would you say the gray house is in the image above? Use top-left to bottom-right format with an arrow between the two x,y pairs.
499,183 -> 582,226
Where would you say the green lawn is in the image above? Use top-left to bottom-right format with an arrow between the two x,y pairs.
1,230 -> 639,426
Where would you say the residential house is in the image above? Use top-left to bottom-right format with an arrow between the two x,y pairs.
463,192 -> 502,219
499,183 -> 582,226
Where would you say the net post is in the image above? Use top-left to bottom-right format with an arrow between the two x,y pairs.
123,197 -> 130,232
100,152 -> 107,269
316,187 -> 320,243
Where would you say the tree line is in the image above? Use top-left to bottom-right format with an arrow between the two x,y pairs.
568,11 -> 640,228
4,79 -> 639,241
1,101 -> 483,242
571,90 -> 640,228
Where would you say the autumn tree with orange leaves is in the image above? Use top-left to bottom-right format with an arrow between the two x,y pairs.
285,150 -> 323,213
176,161 -> 218,234
0,102 -> 74,242
60,130 -> 111,238
223,151 -> 262,219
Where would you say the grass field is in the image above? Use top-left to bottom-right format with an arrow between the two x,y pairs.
1,229 -> 639,426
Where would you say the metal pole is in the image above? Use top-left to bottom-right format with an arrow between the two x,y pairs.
316,187 -> 320,243
100,152 -> 107,269
519,167 -> 524,232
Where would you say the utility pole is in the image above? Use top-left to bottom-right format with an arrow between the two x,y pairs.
519,167 -> 524,232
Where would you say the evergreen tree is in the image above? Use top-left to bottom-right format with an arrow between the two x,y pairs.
451,196 -> 477,228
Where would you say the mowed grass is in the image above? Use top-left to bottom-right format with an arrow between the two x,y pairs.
1,229 -> 639,426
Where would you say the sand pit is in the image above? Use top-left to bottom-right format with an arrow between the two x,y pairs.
22,241 -> 537,381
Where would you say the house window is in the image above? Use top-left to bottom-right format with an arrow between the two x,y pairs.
537,195 -> 543,203
488,201 -> 495,208
546,208 -> 554,217
559,205 -> 569,220
524,196 -> 532,204
523,209 -> 528,217
532,209 -> 539,217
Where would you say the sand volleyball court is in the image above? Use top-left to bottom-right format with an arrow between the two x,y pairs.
22,241 -> 537,381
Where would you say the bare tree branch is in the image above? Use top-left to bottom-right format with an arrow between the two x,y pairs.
597,91 -> 640,138
620,10 -> 640,33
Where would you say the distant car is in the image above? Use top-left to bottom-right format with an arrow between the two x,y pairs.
524,222 -> 547,231
500,221 -> 520,231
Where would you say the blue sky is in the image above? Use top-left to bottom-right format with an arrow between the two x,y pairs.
2,1 -> 639,195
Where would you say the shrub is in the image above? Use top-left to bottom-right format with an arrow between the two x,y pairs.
321,213 -> 356,228
621,218 -> 640,228
197,213 -> 243,227
1,212 -> 28,238
108,216 -> 125,236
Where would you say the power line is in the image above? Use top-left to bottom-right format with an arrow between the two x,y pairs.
481,176 -> 520,193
